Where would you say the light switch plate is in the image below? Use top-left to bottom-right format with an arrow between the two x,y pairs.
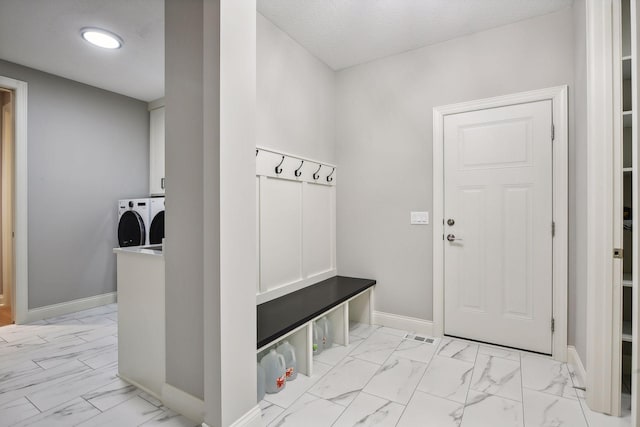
411,211 -> 429,225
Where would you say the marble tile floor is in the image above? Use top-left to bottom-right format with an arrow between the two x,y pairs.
0,306 -> 632,427
261,323 -> 632,427
0,304 -> 197,427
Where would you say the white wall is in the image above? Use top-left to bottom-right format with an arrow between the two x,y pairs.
166,2 -> 257,426
335,8 -> 576,321
216,0 -> 257,425
571,0 -> 588,365
257,13 -> 336,163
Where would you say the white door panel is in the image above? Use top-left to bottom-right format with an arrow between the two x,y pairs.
303,183 -> 333,277
444,100 -> 553,354
259,177 -> 302,292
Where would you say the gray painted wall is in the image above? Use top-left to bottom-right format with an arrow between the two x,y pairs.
257,13 -> 336,163
571,0 -> 588,364
165,0 -> 205,399
0,59 -> 149,310
335,8 -> 576,322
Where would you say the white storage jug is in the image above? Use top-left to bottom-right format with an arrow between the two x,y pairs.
257,362 -> 266,402
313,321 -> 323,355
317,317 -> 334,350
277,341 -> 298,381
260,349 -> 286,394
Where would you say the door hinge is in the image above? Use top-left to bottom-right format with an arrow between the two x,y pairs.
551,123 -> 555,141
552,222 -> 555,237
551,318 -> 555,333
614,248 -> 624,259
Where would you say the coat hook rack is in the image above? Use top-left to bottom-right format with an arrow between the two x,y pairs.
256,149 -> 259,156
313,164 -> 322,180
327,167 -> 335,183
294,160 -> 304,177
275,156 -> 285,174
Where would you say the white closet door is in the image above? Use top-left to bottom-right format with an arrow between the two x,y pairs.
443,100 -> 553,354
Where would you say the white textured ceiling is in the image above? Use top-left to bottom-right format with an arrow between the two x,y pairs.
0,1 -> 574,101
257,0 -> 574,70
0,0 -> 163,102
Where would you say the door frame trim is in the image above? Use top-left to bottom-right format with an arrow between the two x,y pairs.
0,75 -> 27,325
432,85 -> 569,361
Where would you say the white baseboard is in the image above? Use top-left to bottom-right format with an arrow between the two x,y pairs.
567,345 -> 587,390
118,374 -> 163,402
162,383 -> 204,424
23,292 -> 117,324
372,311 -> 434,336
202,404 -> 262,427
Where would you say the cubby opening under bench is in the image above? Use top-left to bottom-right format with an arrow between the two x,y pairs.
256,275 -> 376,376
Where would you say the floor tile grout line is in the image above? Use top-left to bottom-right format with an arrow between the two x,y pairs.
274,327 -> 415,426
456,339 -> 481,426
566,359 -> 591,426
386,336 -> 443,426
83,394 -> 106,413
330,327 -> 427,427
575,393 -> 592,427
267,388 -> 342,427
476,350 -> 522,362
17,368 -> 118,414
265,352 -> 357,412
326,393 -> 353,427
520,384 -> 581,402
348,330 -> 406,399
23,395 -> 42,414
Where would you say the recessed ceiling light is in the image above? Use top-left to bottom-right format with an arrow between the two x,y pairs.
81,27 -> 123,49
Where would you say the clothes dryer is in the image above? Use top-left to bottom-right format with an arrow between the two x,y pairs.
117,198 -> 150,247
149,197 -> 165,245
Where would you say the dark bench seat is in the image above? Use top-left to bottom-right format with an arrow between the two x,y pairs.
257,276 -> 376,349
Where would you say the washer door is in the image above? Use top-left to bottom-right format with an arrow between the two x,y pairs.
118,211 -> 146,247
149,211 -> 164,244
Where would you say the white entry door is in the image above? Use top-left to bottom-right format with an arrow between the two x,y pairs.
443,100 -> 553,354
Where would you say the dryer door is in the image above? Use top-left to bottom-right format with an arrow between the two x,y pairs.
118,211 -> 146,247
149,211 -> 164,244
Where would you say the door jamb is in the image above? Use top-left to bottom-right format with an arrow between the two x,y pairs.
0,76 -> 27,325
432,85 -> 569,362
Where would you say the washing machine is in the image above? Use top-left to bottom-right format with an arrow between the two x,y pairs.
117,198 -> 150,247
149,197 -> 165,245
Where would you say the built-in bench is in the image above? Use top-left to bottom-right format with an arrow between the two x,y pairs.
257,276 -> 376,376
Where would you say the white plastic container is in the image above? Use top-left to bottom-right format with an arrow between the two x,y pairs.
260,349 -> 287,394
317,316 -> 334,350
313,321 -> 323,355
277,341 -> 298,381
257,362 -> 266,402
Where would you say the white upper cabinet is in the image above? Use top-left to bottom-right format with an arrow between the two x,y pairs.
149,100 -> 165,196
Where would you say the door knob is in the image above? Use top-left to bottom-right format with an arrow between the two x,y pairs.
447,234 -> 463,242
447,219 -> 455,226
